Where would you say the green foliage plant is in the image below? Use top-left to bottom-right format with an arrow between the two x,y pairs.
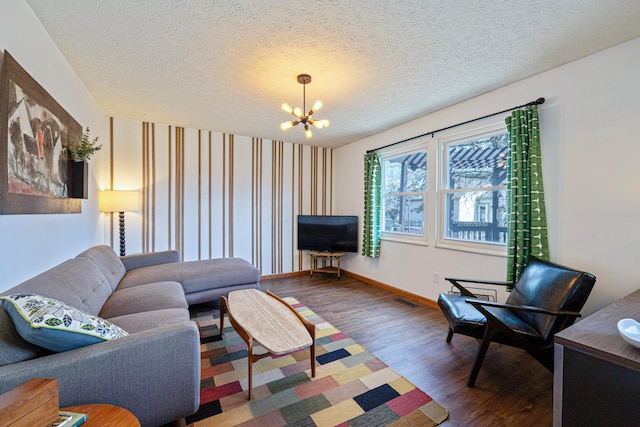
68,127 -> 102,162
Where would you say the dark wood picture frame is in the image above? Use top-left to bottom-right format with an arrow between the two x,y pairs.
0,51 -> 81,214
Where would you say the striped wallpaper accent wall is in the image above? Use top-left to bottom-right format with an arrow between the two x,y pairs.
108,118 -> 332,275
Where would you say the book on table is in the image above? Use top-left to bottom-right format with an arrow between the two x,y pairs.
51,410 -> 88,427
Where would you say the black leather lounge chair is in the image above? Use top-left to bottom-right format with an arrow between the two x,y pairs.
437,256 -> 596,387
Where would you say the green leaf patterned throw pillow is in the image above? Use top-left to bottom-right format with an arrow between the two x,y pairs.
0,293 -> 128,352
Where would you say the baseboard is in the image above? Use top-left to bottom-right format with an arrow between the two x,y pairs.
261,269 -> 439,310
342,270 -> 440,309
261,270 -> 309,280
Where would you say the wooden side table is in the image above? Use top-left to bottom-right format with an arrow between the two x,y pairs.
61,404 -> 140,426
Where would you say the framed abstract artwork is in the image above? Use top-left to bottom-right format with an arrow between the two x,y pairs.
0,50 -> 82,214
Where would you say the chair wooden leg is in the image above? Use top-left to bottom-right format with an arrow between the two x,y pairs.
446,329 -> 454,343
467,326 -> 496,387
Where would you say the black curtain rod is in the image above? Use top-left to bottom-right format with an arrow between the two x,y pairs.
366,97 -> 545,154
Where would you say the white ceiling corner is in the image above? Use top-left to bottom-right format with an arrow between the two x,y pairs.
24,0 -> 640,148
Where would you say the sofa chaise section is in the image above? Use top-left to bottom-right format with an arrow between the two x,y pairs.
117,249 -> 261,305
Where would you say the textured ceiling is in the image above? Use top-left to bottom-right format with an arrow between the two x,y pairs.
24,0 -> 640,148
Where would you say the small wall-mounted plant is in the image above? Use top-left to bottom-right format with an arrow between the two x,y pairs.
68,127 -> 102,162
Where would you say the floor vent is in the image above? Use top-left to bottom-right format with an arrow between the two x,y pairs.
395,298 -> 418,308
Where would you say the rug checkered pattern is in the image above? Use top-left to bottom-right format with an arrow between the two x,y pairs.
187,297 -> 448,426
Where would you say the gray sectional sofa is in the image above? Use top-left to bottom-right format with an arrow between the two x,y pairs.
0,245 -> 260,426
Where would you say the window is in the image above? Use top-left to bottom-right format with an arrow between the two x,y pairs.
373,120 -> 509,255
380,142 -> 427,244
438,123 -> 509,255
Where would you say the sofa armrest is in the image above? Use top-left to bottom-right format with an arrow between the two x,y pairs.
120,250 -> 180,271
0,321 -> 200,427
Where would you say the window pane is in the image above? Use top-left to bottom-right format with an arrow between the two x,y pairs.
384,152 -> 427,194
447,134 -> 509,189
384,195 -> 424,235
444,190 -> 507,243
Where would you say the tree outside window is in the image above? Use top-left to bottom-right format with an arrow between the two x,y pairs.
382,150 -> 427,237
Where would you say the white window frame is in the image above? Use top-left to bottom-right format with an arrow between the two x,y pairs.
436,120 -> 509,257
379,138 -> 429,246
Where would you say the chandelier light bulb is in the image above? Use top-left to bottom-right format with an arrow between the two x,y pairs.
281,103 -> 293,114
293,107 -> 303,118
311,100 -> 323,113
280,121 -> 294,130
320,119 -> 330,128
312,120 -> 324,129
304,125 -> 312,139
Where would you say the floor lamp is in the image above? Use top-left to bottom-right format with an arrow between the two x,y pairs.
100,190 -> 139,256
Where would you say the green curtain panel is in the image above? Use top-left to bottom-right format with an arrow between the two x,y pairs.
505,105 -> 549,283
362,152 -> 382,257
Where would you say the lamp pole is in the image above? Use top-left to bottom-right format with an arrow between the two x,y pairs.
118,211 -> 126,256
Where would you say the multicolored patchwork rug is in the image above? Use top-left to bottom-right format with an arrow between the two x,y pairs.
187,297 -> 448,427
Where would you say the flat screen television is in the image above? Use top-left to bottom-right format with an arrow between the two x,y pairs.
297,215 -> 358,253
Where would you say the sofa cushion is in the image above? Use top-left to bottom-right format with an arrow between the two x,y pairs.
100,281 -> 188,319
179,258 -> 260,294
118,257 -> 260,295
76,245 -> 126,291
183,283 -> 260,306
0,294 -> 129,352
105,309 -> 190,334
3,258 -> 113,315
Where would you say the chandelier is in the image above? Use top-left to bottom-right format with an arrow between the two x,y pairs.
280,74 -> 329,138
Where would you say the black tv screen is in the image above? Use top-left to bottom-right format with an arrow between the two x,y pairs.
297,215 -> 358,253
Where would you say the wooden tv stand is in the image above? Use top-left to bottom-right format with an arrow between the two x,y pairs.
308,251 -> 344,278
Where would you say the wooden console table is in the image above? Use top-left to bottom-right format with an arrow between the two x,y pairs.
308,251 -> 344,278
553,288 -> 640,426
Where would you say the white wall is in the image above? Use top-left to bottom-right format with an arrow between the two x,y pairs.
335,37 -> 640,316
0,0 -> 108,291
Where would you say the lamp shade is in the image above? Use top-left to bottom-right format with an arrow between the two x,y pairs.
100,190 -> 139,213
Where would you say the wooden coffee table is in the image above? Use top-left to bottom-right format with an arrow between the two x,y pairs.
220,289 -> 316,399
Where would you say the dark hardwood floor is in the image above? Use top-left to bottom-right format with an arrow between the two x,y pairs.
262,272 -> 553,427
